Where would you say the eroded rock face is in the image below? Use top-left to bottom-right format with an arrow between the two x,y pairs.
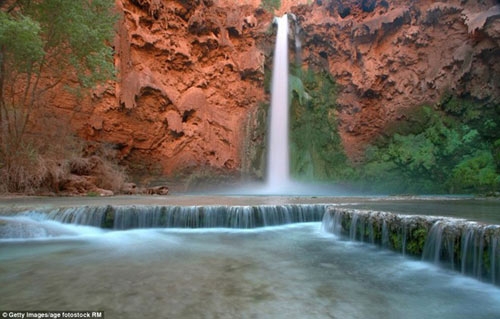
35,0 -> 499,182
294,0 -> 500,159
79,0 -> 271,179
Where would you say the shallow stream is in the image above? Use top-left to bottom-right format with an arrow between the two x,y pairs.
1,196 -> 499,318
1,223 -> 500,318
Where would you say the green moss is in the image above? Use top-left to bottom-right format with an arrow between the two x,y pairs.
372,220 -> 382,243
102,206 -> 115,229
390,232 -> 402,251
440,92 -> 482,123
158,207 -> 167,226
261,0 -> 281,11
263,69 -> 272,94
289,66 -> 347,181
242,102 -> 268,179
342,216 -> 351,234
406,227 -> 428,255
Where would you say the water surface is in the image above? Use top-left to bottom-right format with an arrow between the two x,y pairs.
1,195 -> 499,224
1,223 -> 499,318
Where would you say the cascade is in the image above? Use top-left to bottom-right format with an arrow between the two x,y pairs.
266,14 -> 291,192
0,204 -> 327,233
322,207 -> 500,286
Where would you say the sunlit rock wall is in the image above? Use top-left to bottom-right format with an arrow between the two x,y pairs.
81,0 -> 273,181
37,0 -> 499,184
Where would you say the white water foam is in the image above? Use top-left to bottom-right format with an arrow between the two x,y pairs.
267,15 -> 291,191
0,215 -> 105,242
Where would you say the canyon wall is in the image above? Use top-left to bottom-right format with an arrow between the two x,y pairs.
85,0 -> 272,182
294,0 -> 500,158
39,0 -> 499,184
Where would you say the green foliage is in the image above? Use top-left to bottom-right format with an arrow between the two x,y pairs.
448,151 -> 498,193
18,0 -> 117,87
103,207 -> 115,229
406,228 -> 428,255
0,0 -> 117,110
289,66 -> 347,181
441,92 -> 481,122
0,0 -> 118,193
0,12 -> 44,72
390,232 -> 402,250
289,73 -> 308,105
357,97 -> 500,194
493,139 -> 500,170
261,0 -> 281,12
265,59 -> 498,195
264,54 -> 497,194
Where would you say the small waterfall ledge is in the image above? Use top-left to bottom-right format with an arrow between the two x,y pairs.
3,204 -> 327,230
2,203 -> 500,286
322,207 -> 500,286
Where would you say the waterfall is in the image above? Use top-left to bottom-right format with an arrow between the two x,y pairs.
422,221 -> 445,263
322,207 -> 500,286
0,204 -> 327,233
381,220 -> 389,248
266,14 -> 291,191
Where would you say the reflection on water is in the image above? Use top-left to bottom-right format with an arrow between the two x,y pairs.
1,223 -> 499,319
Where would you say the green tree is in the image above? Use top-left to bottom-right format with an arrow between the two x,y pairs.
0,0 -> 117,191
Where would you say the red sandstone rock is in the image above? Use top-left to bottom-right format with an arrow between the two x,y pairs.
294,0 -> 500,159
22,0 -> 500,181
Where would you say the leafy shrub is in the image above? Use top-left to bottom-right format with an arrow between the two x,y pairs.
0,0 -> 117,194
448,151 -> 498,193
357,97 -> 500,194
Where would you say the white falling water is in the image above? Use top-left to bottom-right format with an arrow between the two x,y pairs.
224,14 -> 342,195
266,15 -> 291,191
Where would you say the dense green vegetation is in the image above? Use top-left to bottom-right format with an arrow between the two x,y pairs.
0,0 -> 117,193
289,66 -> 348,181
358,97 -> 500,194
287,65 -> 499,194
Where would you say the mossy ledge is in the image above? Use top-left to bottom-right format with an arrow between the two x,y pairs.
322,207 -> 500,286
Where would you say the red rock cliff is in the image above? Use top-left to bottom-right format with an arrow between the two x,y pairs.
39,0 -> 499,182
294,0 -> 499,159
82,0 -> 272,180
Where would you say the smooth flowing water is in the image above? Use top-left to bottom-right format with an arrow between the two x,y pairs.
1,223 -> 499,318
1,196 -> 499,318
266,15 -> 291,192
